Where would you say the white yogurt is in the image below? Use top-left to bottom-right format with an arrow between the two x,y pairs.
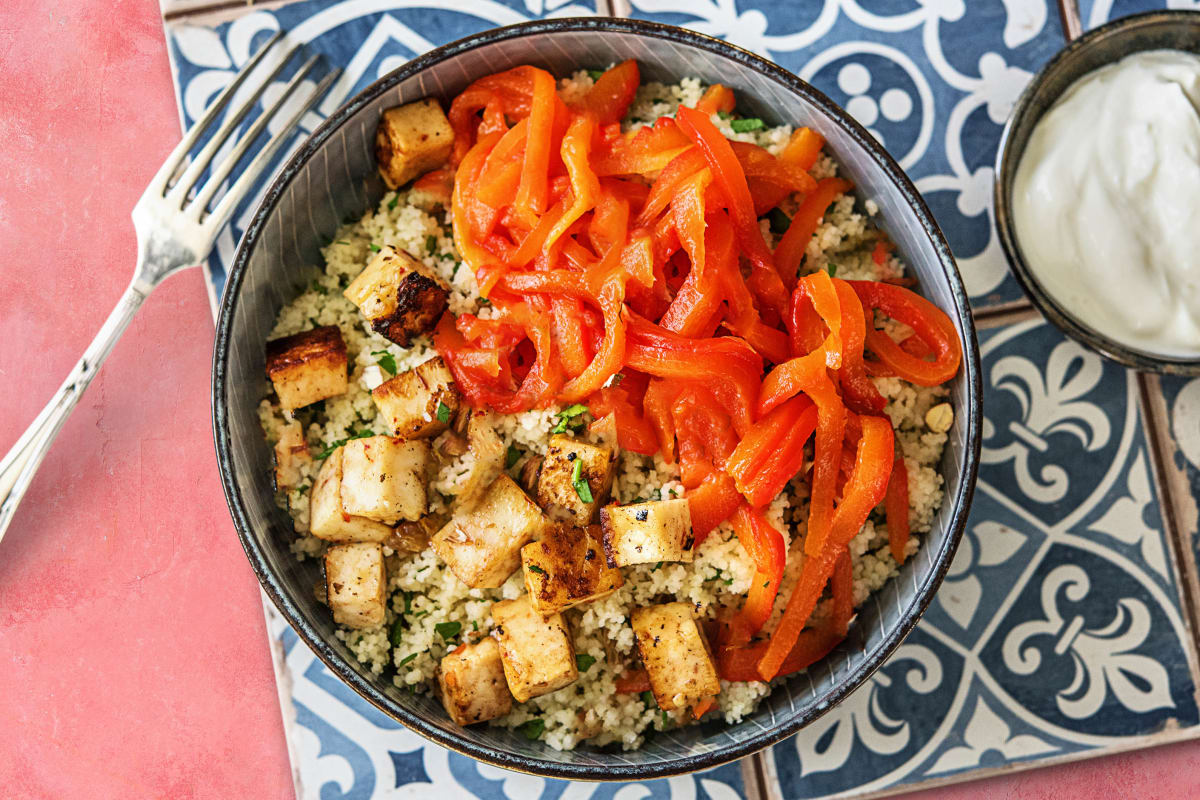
1012,50 -> 1200,358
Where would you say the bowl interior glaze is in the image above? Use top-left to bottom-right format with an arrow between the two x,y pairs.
994,10 -> 1200,374
213,18 -> 981,780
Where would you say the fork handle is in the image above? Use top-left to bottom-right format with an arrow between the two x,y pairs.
0,281 -> 148,544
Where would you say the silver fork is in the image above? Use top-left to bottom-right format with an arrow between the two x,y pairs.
0,32 -> 341,543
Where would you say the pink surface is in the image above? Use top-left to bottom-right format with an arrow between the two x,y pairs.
0,1 -> 1196,798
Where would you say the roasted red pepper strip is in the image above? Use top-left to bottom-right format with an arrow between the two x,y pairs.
512,67 -> 559,222
688,471 -> 743,545
726,505 -> 787,645
544,113 -> 599,252
675,105 -> 788,319
886,454 -> 910,564
615,669 -> 652,694
717,626 -> 843,682
726,394 -> 817,507
774,177 -> 853,287
779,127 -> 825,171
576,59 -> 640,124
588,382 -> 658,455
849,280 -> 962,386
757,415 -> 893,680
695,83 -> 736,115
830,549 -> 853,636
833,278 -> 886,413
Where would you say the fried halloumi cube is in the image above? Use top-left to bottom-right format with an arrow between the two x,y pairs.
631,602 -> 720,712
457,414 -> 505,509
265,326 -> 348,411
600,498 -> 694,567
437,637 -> 513,726
535,435 -> 614,524
339,435 -> 430,524
309,448 -> 392,543
344,245 -> 449,347
372,356 -> 460,439
431,475 -> 546,588
324,542 -> 387,629
521,525 -> 623,614
375,99 -> 454,190
491,595 -> 578,702
273,420 -> 311,492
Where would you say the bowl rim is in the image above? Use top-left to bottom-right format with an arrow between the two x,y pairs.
213,16 -> 982,781
993,8 -> 1200,375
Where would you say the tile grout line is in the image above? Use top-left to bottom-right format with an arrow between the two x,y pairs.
1136,372 -> 1200,699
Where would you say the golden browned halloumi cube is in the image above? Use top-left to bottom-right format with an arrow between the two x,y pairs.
521,525 -> 623,614
339,435 -> 430,524
437,637 -> 513,726
344,245 -> 449,347
457,414 -> 505,509
309,448 -> 393,543
372,356 -> 460,438
265,326 -> 348,411
375,99 -> 454,190
273,420 -> 312,492
491,595 -> 578,702
324,542 -> 387,629
600,498 -> 694,567
631,602 -> 720,712
535,435 -> 614,524
431,475 -> 546,588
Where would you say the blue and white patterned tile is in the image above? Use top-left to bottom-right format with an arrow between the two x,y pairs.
764,317 -> 1200,799
626,0 -> 1072,309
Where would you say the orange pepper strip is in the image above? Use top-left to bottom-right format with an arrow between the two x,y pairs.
779,127 -> 825,171
726,395 -> 817,507
885,454 -> 910,565
576,59 -> 640,125
849,281 -> 962,386
634,147 -> 705,227
643,377 -> 680,462
615,669 -> 651,694
448,66 -> 537,162
588,387 -> 658,455
727,505 -> 787,645
692,696 -> 717,720
593,117 -> 692,176
833,278 -> 886,414
757,415 -> 893,680
552,296 -> 591,378
512,68 -> 558,222
830,549 -> 854,636
544,114 -> 599,252
695,83 -> 736,115
663,180 -> 738,339
688,471 -> 743,545
675,105 -> 789,320
717,626 -> 843,682
774,177 -> 853,287
451,131 -> 503,285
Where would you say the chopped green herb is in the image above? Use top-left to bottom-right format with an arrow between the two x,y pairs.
518,718 -> 545,740
372,350 -> 398,376
426,234 -> 437,253
587,69 -> 604,81
436,401 -> 451,423
505,444 -> 521,469
477,297 -> 490,306
651,562 -> 664,572
336,240 -> 351,245
434,621 -> 462,641
472,620 -> 479,632
730,117 -> 765,133
527,564 -> 548,576
397,651 -> 419,667
571,459 -> 594,503
412,610 -> 430,619
390,617 -> 405,647
827,263 -> 838,278
766,207 -> 792,234
388,195 -> 399,210
294,484 -> 310,495
402,592 -> 413,615
315,430 -> 376,460
717,110 -> 732,120
723,576 -> 734,586
368,243 -> 381,252
661,710 -> 670,727
551,403 -> 590,434
309,279 -> 328,295
576,654 -> 597,672
640,690 -> 656,707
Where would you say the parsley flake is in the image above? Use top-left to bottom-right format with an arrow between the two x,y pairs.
518,718 -> 545,740
434,621 -> 462,641
368,243 -> 382,252
717,110 -> 732,120
730,117 -> 765,133
640,690 -> 656,707
388,195 -> 399,210
527,564 -> 548,576
827,263 -> 839,278
551,403 -> 589,434
576,654 -> 597,672
436,401 -> 451,423
309,279 -> 328,295
372,350 -> 397,376
397,651 -> 419,667
315,430 -> 376,460
505,444 -> 521,469
426,234 -> 437,254
389,617 -> 405,647
571,459 -> 594,503
587,69 -> 604,81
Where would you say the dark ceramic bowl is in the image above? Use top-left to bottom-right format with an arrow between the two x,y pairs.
994,10 -> 1200,375
213,17 -> 981,780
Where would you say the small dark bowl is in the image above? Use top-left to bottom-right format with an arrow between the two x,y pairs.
213,18 -> 982,780
994,10 -> 1200,374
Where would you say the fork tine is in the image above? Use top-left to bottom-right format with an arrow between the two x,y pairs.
171,42 -> 304,208
148,30 -> 285,195
202,66 -> 342,231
